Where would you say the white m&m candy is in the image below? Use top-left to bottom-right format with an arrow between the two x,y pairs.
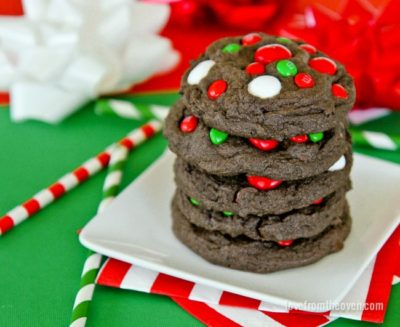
328,155 -> 346,172
187,60 -> 216,85
248,75 -> 281,99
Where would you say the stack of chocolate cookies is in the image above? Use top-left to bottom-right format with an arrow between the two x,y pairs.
164,33 -> 355,273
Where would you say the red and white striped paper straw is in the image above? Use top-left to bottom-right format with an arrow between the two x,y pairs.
0,120 -> 162,235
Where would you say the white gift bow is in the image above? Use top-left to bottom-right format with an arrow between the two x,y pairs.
0,0 -> 179,123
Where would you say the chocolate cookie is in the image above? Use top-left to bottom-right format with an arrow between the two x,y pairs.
165,100 -> 350,179
174,187 -> 348,242
172,198 -> 351,273
174,153 -> 352,217
180,33 -> 355,139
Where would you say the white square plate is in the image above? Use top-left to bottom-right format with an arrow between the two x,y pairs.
80,151 -> 400,311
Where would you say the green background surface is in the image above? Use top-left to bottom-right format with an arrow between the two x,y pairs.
0,93 -> 399,326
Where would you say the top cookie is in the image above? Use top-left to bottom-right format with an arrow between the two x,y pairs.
180,33 -> 355,139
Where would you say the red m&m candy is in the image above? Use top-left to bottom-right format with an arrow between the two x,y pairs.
180,115 -> 198,133
245,62 -> 265,75
313,198 -> 324,205
242,33 -> 262,46
331,84 -> 348,99
299,44 -> 317,54
294,73 -> 315,88
247,175 -> 282,191
309,57 -> 337,75
249,138 -> 279,151
290,135 -> 308,143
278,240 -> 294,247
254,44 -> 292,65
207,80 -> 228,100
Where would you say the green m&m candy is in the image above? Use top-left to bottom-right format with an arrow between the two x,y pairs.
223,211 -> 234,217
276,37 -> 291,43
222,43 -> 241,53
309,132 -> 324,143
189,198 -> 200,206
210,128 -> 229,145
276,60 -> 297,77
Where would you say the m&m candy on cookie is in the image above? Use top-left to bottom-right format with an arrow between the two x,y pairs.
245,62 -> 265,75
207,80 -> 228,100
332,84 -> 349,99
254,44 -> 292,64
180,115 -> 198,133
294,73 -> 314,88
249,138 -> 279,151
247,175 -> 283,191
309,57 -> 337,75
242,33 -> 262,46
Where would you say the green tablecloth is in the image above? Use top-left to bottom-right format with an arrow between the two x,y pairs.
1,93 -> 399,326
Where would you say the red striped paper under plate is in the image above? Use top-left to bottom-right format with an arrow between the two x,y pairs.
393,255 -> 400,285
173,297 -> 337,327
97,226 -> 400,325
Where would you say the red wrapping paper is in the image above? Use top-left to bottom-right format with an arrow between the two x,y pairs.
278,0 -> 400,109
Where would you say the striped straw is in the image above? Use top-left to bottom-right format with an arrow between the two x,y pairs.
95,98 -> 169,121
0,120 -> 162,235
97,146 -> 129,213
70,145 -> 129,327
351,129 -> 400,151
